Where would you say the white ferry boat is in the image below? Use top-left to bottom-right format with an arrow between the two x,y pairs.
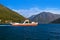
11,20 -> 38,26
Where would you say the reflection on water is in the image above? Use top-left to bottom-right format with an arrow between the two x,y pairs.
0,24 -> 60,40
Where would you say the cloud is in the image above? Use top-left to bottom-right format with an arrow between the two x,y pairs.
12,8 -> 41,18
12,7 -> 60,18
43,8 -> 60,14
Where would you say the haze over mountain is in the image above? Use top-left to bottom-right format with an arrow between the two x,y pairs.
0,4 -> 26,23
29,12 -> 60,24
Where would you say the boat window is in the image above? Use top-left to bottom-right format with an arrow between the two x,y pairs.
25,21 -> 29,23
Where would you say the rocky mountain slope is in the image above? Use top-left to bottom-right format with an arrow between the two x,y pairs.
29,12 -> 60,24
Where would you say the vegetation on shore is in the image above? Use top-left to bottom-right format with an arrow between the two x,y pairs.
0,4 -> 26,24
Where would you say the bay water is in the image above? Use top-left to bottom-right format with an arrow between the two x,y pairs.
0,24 -> 60,40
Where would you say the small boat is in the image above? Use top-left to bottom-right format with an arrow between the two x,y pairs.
11,20 -> 38,26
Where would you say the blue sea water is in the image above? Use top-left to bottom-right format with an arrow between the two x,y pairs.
0,24 -> 60,40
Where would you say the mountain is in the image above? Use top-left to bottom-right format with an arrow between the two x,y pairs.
29,12 -> 60,24
0,4 -> 26,24
50,18 -> 60,23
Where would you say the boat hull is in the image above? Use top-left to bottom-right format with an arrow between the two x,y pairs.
12,23 -> 38,26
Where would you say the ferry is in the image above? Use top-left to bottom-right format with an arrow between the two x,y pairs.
11,20 -> 38,26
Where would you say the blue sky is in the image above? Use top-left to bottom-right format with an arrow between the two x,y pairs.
0,0 -> 60,17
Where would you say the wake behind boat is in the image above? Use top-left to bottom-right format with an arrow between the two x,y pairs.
11,20 -> 38,26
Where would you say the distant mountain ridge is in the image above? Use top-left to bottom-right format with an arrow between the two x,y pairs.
29,12 -> 60,24
0,4 -> 26,23
50,18 -> 60,23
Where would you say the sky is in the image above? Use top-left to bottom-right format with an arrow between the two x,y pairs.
0,0 -> 60,18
